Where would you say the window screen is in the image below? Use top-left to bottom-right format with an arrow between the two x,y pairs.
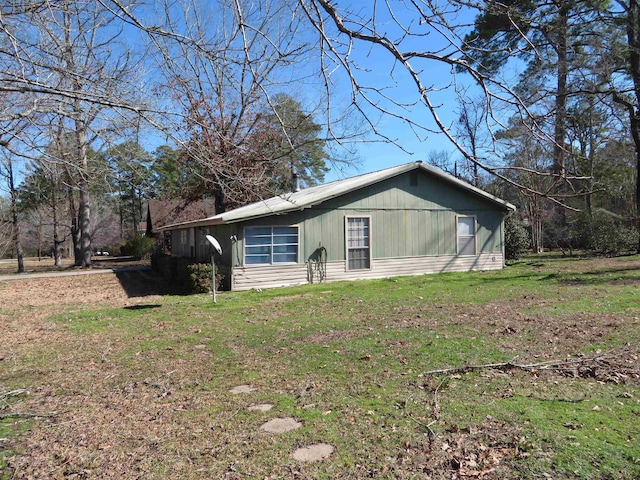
245,226 -> 298,265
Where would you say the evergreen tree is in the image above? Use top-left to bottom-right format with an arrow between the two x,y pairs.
104,142 -> 153,237
150,145 -> 182,199
265,93 -> 329,192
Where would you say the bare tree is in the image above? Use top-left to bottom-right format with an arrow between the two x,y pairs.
0,195 -> 11,258
4,0 -> 585,202
136,0 -> 335,208
456,94 -> 490,187
0,1 -> 145,266
426,150 -> 456,177
297,1 -> 540,185
0,91 -> 35,272
0,149 -> 25,272
19,151 -> 73,266
92,1 -> 539,196
499,119 -> 556,253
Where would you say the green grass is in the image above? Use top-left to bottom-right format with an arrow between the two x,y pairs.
0,390 -> 32,479
2,254 -> 640,478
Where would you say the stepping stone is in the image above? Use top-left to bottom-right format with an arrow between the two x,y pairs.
292,443 -> 334,462
247,403 -> 274,412
229,385 -> 257,394
259,417 -> 302,434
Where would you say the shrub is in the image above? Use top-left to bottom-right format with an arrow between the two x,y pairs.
504,212 -> 530,260
120,234 -> 156,259
185,262 -> 223,294
587,210 -> 637,256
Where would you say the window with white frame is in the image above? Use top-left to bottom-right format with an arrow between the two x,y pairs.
244,226 -> 298,265
346,216 -> 371,270
457,216 -> 477,256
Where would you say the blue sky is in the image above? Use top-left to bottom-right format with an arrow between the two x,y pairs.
122,1 -> 483,184
1,1 -> 482,193
313,3 -> 480,182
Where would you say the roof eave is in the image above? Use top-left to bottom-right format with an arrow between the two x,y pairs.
159,217 -> 223,231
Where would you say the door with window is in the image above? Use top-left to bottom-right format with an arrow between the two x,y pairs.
346,217 -> 371,270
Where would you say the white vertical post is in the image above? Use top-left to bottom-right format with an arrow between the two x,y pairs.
204,235 -> 222,304
211,253 -> 216,304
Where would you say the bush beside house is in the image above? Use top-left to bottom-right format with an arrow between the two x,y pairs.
151,253 -> 223,294
505,213 -> 530,260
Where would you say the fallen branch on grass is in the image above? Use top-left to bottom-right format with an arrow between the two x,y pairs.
420,351 -> 638,380
0,389 -> 28,400
407,414 -> 437,436
0,412 -> 57,420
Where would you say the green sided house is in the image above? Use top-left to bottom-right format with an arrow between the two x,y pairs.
161,161 -> 516,291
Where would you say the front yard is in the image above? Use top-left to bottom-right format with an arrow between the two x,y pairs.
1,254 -> 639,478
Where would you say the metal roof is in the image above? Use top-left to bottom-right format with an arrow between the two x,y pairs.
161,161 -> 515,230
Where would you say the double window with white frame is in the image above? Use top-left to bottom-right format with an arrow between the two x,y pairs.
244,226 -> 298,265
457,216 -> 477,256
346,216 -> 371,270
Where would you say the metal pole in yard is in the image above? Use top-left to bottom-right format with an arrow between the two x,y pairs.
205,235 -> 222,305
211,253 -> 216,304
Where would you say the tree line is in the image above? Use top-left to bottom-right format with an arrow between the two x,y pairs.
456,0 -> 640,255
1,92 -> 330,269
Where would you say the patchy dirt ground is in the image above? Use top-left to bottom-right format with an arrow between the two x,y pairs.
0,269 -> 190,479
0,269 -> 174,354
1,255 -> 639,479
0,270 -> 146,307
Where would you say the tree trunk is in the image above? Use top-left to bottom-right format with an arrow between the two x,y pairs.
37,214 -> 42,259
65,169 -> 82,266
531,206 -> 544,253
11,203 -> 24,273
8,159 -> 24,273
119,193 -> 125,238
75,124 -> 92,268
551,1 -> 569,230
585,105 -> 595,219
52,178 -> 62,267
130,189 -> 138,236
627,0 -> 640,252
71,213 -> 81,265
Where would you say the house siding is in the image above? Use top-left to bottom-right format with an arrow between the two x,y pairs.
289,208 -> 488,263
293,172 -> 504,263
231,252 -> 504,291
231,263 -> 309,291
197,225 -> 236,266
171,228 -> 196,258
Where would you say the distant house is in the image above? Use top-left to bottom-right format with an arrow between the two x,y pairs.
146,199 -> 216,254
161,162 -> 515,291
